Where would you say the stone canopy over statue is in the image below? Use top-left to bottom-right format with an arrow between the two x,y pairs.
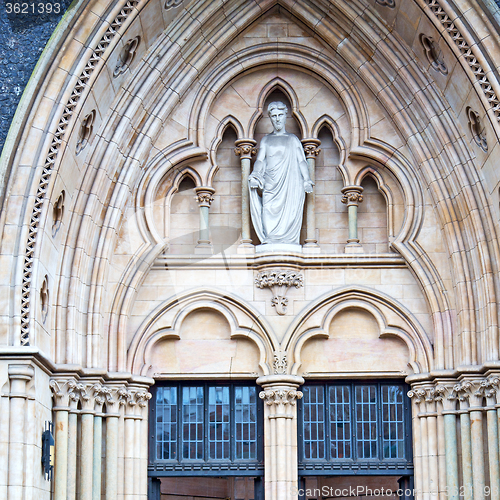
249,101 -> 313,251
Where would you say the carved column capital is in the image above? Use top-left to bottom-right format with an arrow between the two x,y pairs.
102,385 -> 123,415
486,375 -> 500,405
50,378 -> 80,409
423,386 -> 443,411
79,382 -> 101,412
449,378 -> 492,409
256,374 -> 304,410
461,377 -> 499,408
195,186 -> 215,208
341,185 -> 364,206
118,387 -> 135,406
234,139 -> 257,160
407,386 -> 427,405
259,389 -> 303,407
480,377 -> 499,407
92,383 -> 113,412
301,138 -> 321,158
433,383 -> 460,412
134,390 -> 152,408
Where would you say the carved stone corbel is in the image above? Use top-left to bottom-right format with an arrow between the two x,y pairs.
255,270 -> 303,315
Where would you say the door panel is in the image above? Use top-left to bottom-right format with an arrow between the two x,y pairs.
158,477 -> 256,500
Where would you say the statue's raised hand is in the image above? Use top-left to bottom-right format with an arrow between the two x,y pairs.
304,181 -> 314,193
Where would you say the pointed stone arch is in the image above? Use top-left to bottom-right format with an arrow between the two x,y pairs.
311,114 -> 347,165
283,286 -> 433,376
126,288 -> 279,376
246,77 -> 309,139
209,115 -> 245,171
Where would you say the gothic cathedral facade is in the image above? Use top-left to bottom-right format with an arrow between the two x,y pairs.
1,1 -> 500,500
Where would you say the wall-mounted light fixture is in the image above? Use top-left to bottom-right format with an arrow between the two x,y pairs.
41,421 -> 54,480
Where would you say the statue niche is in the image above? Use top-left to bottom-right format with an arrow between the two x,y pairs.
249,101 -> 313,252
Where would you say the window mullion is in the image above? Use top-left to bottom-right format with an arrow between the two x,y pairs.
324,384 -> 330,461
351,383 -> 357,461
178,385 -> 182,462
204,383 -> 209,462
378,384 -> 382,461
230,385 -> 234,462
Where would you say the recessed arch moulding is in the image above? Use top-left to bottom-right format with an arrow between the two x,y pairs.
2,0 -> 500,378
284,287 -> 433,378
127,289 -> 276,378
127,287 -> 432,380
144,67 -> 355,244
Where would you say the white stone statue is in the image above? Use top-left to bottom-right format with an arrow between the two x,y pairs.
249,101 -> 313,250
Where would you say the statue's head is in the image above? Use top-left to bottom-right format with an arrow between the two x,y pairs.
268,101 -> 288,132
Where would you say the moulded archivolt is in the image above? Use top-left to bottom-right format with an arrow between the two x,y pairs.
127,289 -> 278,376
19,0 -> 142,346
41,0 -> 495,374
348,140 -> 454,369
422,0 -> 500,125
138,145 -> 206,245
190,44 -> 368,152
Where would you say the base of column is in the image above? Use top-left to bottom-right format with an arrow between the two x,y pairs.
237,240 -> 255,254
256,243 -> 302,254
195,242 -> 213,254
345,241 -> 363,253
303,241 -> 320,254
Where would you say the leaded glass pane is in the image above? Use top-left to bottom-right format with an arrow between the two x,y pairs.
235,386 -> 257,460
182,386 -> 204,460
302,386 -> 325,459
382,385 -> 405,458
155,386 -> 177,460
154,384 -> 260,467
355,385 -> 377,459
208,386 -> 230,460
329,385 -> 351,459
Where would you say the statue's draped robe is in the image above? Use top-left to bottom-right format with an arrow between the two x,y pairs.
249,133 -> 306,245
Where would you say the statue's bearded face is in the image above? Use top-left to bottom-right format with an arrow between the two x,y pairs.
269,107 -> 287,132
